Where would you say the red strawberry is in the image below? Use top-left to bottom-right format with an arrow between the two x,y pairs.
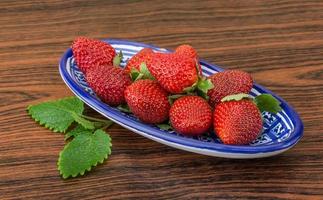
175,44 -> 198,59
207,70 -> 253,107
147,53 -> 198,94
124,80 -> 170,124
86,65 -> 131,106
72,37 -> 116,74
170,96 -> 212,136
175,44 -> 202,76
214,99 -> 262,145
125,48 -> 154,73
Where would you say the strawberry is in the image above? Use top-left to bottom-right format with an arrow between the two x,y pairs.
147,53 -> 198,94
86,64 -> 131,106
125,48 -> 153,73
213,93 -> 282,145
207,70 -> 253,107
72,37 -> 116,74
170,96 -> 212,136
175,44 -> 202,76
124,80 -> 170,124
175,44 -> 198,59
214,99 -> 262,145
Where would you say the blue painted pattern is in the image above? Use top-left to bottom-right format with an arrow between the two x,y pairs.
68,42 -> 294,147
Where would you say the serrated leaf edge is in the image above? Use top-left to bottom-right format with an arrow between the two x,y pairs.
58,134 -> 112,179
27,96 -> 83,133
27,108 -> 72,133
28,96 -> 82,108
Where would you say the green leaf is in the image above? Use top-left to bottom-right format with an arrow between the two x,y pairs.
93,121 -> 108,129
183,82 -> 197,93
197,90 -> 210,100
189,77 -> 214,100
113,51 -> 123,66
157,123 -> 173,131
129,63 -> 155,82
221,93 -> 251,102
254,94 -> 282,114
117,104 -> 132,113
71,113 -> 95,130
139,62 -> 155,80
130,68 -> 142,81
27,97 -> 84,132
58,129 -> 112,179
65,125 -> 92,141
197,78 -> 214,94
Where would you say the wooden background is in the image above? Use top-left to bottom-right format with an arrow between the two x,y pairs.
1,0 -> 323,199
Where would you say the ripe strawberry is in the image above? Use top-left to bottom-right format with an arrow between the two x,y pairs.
175,44 -> 202,76
207,70 -> 253,107
86,65 -> 131,106
125,48 -> 154,73
147,53 -> 198,94
124,80 -> 170,124
170,96 -> 212,136
175,44 -> 198,59
72,37 -> 116,74
214,99 -> 263,145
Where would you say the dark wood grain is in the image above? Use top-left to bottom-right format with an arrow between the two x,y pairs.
0,0 -> 323,199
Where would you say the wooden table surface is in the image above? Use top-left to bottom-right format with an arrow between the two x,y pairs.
1,0 -> 323,199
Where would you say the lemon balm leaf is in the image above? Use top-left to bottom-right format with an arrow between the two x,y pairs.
27,97 -> 84,132
27,96 -> 114,179
64,125 -> 92,141
58,129 -> 112,179
71,113 -> 95,130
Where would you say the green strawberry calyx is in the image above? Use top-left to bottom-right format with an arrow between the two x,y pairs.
183,77 -> 214,100
221,93 -> 282,114
117,104 -> 132,113
196,77 -> 214,99
113,51 -> 123,66
130,62 -> 155,81
254,94 -> 282,114
184,61 -> 214,99
157,123 -> 173,131
221,93 -> 251,102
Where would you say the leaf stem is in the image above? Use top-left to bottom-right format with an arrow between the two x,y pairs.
101,120 -> 114,130
80,114 -> 111,123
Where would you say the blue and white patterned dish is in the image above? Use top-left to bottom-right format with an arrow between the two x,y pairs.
59,39 -> 303,159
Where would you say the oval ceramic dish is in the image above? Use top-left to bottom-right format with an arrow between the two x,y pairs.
59,39 -> 303,159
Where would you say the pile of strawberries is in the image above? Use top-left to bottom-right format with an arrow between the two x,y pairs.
72,37 -> 281,145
